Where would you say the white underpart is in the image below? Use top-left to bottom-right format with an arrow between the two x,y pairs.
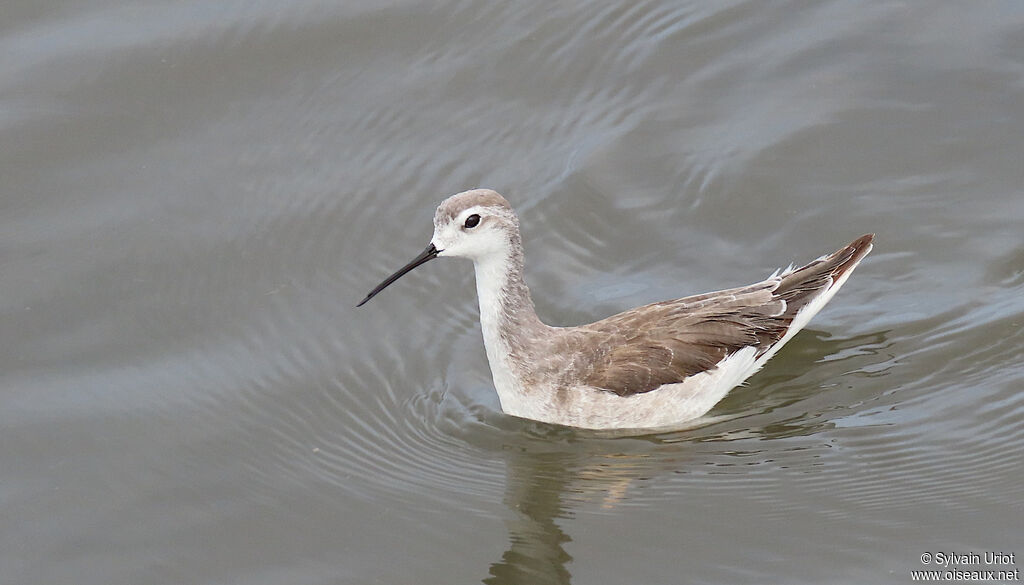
556,346 -> 761,431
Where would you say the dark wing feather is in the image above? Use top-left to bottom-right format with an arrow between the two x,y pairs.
572,288 -> 787,396
568,234 -> 874,396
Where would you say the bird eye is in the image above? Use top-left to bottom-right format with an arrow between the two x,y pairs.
464,214 -> 481,229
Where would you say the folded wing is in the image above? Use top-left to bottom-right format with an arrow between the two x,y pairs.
571,234 -> 874,396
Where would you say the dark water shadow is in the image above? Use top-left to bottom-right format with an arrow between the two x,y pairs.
483,448 -> 574,585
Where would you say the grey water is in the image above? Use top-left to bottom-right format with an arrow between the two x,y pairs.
2,2 -> 1023,584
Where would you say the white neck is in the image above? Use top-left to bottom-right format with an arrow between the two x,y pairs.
474,253 -> 513,339
472,250 -> 546,408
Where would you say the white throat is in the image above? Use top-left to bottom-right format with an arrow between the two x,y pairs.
471,251 -> 534,411
473,254 -> 511,330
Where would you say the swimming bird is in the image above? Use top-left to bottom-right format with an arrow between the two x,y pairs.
358,189 -> 873,431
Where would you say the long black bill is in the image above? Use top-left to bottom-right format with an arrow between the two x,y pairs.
356,244 -> 440,307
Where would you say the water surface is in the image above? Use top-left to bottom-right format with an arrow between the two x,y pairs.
2,1 -> 1023,584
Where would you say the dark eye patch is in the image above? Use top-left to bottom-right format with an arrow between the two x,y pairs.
464,214 -> 481,228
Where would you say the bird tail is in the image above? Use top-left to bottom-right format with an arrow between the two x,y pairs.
774,233 -> 875,309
